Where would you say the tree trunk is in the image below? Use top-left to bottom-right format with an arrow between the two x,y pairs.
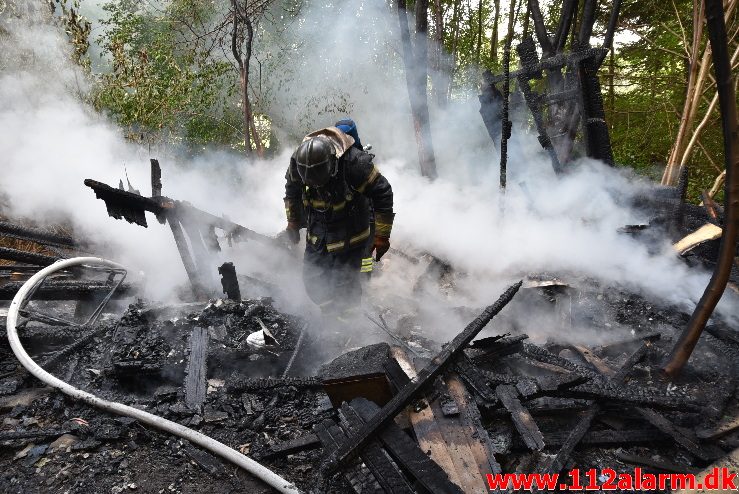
414,0 -> 438,179
608,49 -> 615,115
680,42 -> 739,167
398,0 -> 438,179
663,0 -> 705,184
431,0 -> 448,106
664,0 -> 738,184
490,0 -> 501,66
476,0 -> 484,64
239,65 -> 252,157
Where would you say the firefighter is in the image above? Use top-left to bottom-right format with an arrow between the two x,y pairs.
283,125 -> 394,320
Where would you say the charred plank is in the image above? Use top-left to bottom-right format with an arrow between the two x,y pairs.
349,397 -> 463,494
495,384 -> 545,451
0,280 -> 132,301
314,419 -> 385,494
338,403 -> 416,494
184,326 -> 209,410
0,247 -> 61,267
537,342 -> 651,474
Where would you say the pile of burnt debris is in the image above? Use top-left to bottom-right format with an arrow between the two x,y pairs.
0,272 -> 738,493
0,161 -> 737,492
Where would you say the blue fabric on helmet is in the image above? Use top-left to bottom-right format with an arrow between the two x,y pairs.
335,118 -> 363,149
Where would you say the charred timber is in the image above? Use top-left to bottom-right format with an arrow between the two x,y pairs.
349,398 -> 464,494
85,178 -> 277,245
0,247 -> 61,267
485,47 -> 608,84
84,179 -> 164,227
538,342 -> 650,475
0,221 -> 78,251
323,280 -> 522,473
664,0 -> 739,378
0,280 -> 132,301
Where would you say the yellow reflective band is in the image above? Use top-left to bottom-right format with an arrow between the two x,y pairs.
326,227 -> 372,252
375,222 -> 392,237
356,166 -> 380,193
360,265 -> 373,273
307,199 -> 346,211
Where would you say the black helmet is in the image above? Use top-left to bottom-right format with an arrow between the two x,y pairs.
295,136 -> 337,187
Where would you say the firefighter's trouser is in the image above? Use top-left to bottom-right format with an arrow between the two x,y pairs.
303,239 -> 372,320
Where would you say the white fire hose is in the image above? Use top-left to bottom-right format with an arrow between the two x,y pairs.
6,257 -> 301,494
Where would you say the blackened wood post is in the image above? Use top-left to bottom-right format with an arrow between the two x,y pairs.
578,53 -> 614,166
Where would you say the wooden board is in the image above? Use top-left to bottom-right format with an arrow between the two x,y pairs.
673,223 -> 723,255
495,384 -> 545,450
390,346 -> 501,492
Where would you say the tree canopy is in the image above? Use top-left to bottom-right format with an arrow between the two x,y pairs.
46,0 -> 738,200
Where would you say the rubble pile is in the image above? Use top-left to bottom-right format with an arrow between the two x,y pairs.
0,276 -> 736,492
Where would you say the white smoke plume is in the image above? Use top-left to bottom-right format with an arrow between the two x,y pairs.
0,0 -> 735,354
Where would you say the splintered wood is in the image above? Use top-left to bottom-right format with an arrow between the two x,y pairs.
390,346 -> 501,493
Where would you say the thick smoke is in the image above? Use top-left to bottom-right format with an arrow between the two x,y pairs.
0,1 -> 734,354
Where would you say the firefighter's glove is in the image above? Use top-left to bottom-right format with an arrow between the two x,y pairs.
285,222 -> 301,245
373,236 -> 390,261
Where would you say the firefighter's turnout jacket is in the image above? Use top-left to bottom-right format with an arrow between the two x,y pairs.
284,128 -> 394,254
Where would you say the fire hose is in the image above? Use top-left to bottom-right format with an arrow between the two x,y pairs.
6,257 -> 301,494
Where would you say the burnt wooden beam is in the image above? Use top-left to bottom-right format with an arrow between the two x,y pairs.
349,398 -> 463,494
579,52 -> 614,165
520,428 -> 668,450
537,341 -> 650,475
390,347 -> 469,489
324,281 -> 522,473
343,401 -> 458,494
0,247 -> 61,267
552,0 -> 578,53
467,334 -> 528,364
314,419 -> 385,494
485,47 -> 607,84
218,262 -> 241,301
560,383 -> 699,411
0,280 -> 132,301
0,221 -> 78,251
521,343 -> 602,380
337,404 -> 415,494
184,326 -> 209,410
391,348 -> 504,491
572,345 -> 724,462
446,374 -> 504,478
259,433 -> 321,459
495,384 -> 545,450
576,0 -> 597,46
150,159 -> 162,198
635,408 -> 723,462
527,0 -> 554,55
84,179 -> 164,227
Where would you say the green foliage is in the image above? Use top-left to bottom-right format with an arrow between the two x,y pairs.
92,0 -> 238,150
607,0 -> 735,201
50,0 -> 92,70
45,0 -> 733,198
